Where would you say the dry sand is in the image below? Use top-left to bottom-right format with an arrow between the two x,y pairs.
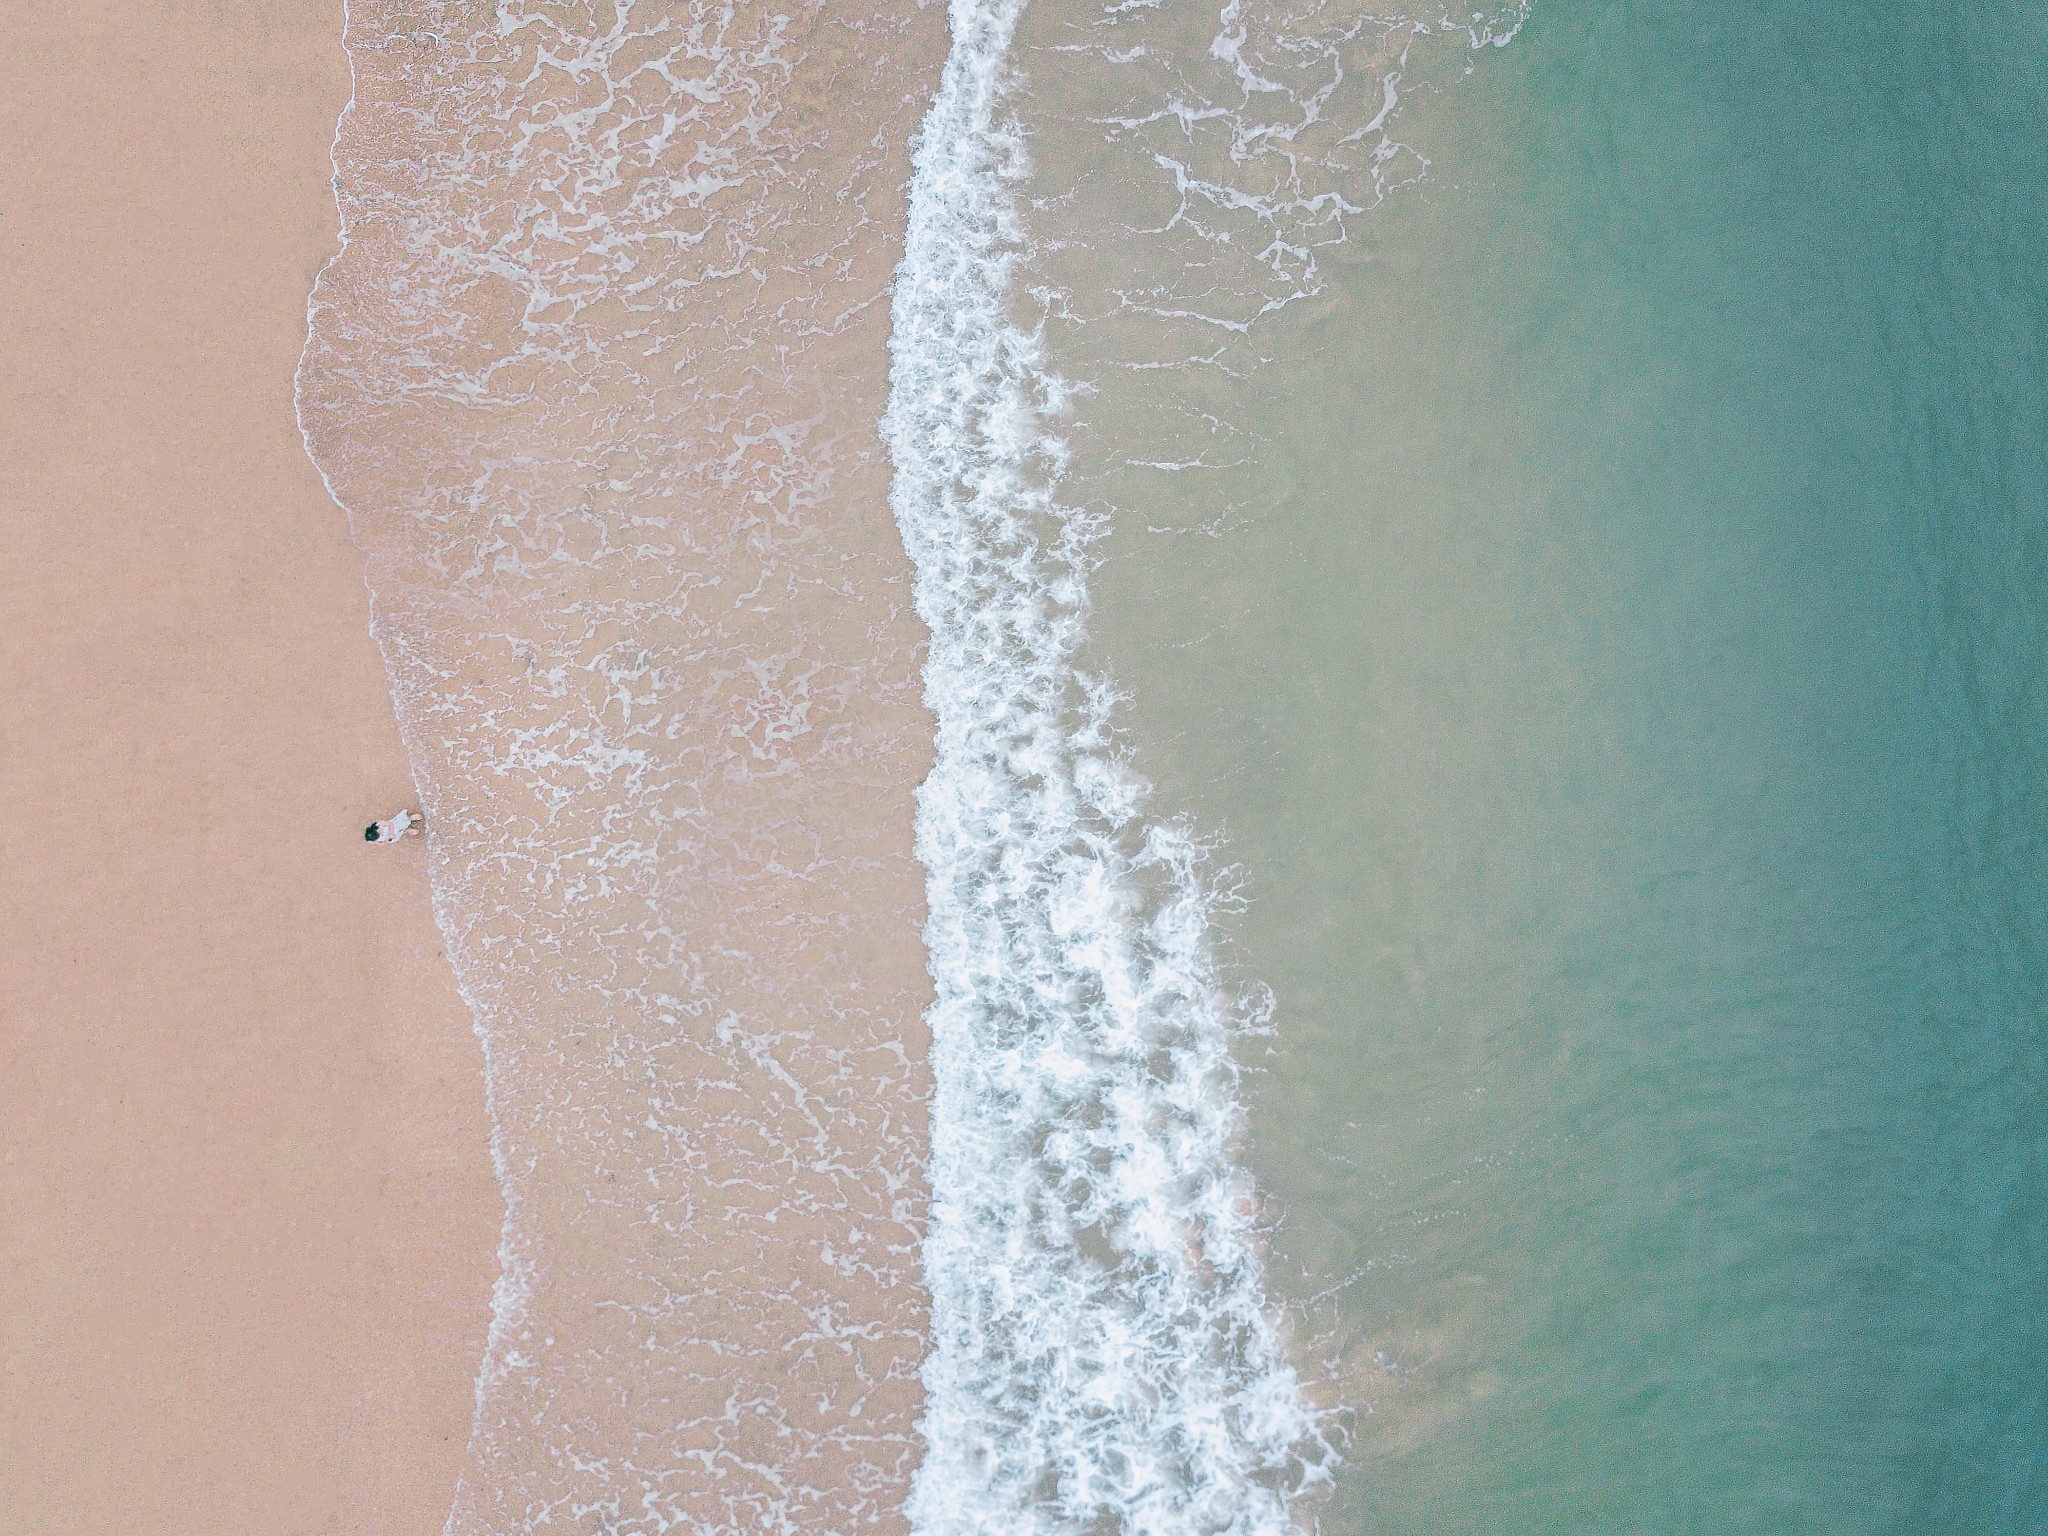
0,4 -> 499,1533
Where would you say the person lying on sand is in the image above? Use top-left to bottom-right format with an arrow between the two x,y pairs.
365,809 -> 424,845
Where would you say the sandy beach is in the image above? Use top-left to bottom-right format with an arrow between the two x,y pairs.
0,4 -> 498,1533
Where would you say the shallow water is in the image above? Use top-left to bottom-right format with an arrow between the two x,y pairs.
1037,1 -> 2048,1530
301,4 -> 946,1528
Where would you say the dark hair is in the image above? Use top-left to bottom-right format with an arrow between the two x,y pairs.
365,824 -> 381,841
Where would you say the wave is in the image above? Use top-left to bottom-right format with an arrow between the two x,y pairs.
882,5 -> 1335,1532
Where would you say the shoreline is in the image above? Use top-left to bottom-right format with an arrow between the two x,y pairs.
298,4 -> 948,1525
0,4 -> 499,1532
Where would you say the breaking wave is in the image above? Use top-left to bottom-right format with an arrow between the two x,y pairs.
883,5 -> 1335,1532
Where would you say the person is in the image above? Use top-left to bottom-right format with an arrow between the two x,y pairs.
364,808 -> 425,844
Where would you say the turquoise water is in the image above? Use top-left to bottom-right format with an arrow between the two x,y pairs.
1046,2 -> 2046,1529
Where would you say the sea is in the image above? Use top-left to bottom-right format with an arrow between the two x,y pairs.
300,1 -> 2048,1533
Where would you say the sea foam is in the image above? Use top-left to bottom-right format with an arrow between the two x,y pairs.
883,5 -> 1334,1531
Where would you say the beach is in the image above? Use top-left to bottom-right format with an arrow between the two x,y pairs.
8,2 -> 2045,1532
0,4 -> 497,1532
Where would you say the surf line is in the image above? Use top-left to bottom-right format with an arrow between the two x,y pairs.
881,3 -> 1333,1532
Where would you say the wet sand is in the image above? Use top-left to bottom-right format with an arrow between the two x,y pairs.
299,5 -> 946,1525
0,4 -> 498,1533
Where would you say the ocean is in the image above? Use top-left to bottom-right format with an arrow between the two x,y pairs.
1040,2 -> 2048,1529
303,0 -> 2048,1532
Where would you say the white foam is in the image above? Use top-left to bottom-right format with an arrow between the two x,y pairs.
882,5 -> 1335,1531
